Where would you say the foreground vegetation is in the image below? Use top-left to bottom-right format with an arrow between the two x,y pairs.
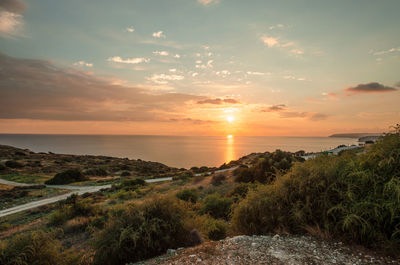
0,125 -> 399,264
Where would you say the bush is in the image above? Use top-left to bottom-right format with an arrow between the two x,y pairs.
234,150 -> 302,184
173,171 -> 194,181
232,131 -> 400,250
228,183 -> 254,202
176,188 -> 199,203
85,168 -> 108,176
45,169 -> 87,185
0,230 -> 77,265
211,174 -> 226,186
0,164 -> 5,171
120,178 -> 146,191
206,219 -> 228,241
201,194 -> 232,220
49,195 -> 97,226
93,197 -> 191,265
120,171 -> 131,177
5,160 -> 23,169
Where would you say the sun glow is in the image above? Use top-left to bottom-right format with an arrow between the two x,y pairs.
227,134 -> 233,138
226,116 -> 235,123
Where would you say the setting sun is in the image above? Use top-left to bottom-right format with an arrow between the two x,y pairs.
226,116 -> 235,123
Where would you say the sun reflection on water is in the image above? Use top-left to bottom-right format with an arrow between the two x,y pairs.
225,135 -> 235,163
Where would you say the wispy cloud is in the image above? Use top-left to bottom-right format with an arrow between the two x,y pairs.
261,35 -> 279,47
260,104 -> 328,121
197,0 -> 219,6
0,0 -> 26,13
261,104 -> 287,112
215,70 -> 231,77
0,52 -> 202,122
247,71 -> 267,76
153,50 -> 169,56
147,74 -> 184,85
73,61 -> 93,67
107,56 -> 150,64
196,60 -> 213,69
126,27 -> 135,32
371,47 -> 400,56
0,0 -> 25,38
197,98 -> 240,105
260,34 -> 304,55
269,24 -> 284,30
152,30 -> 165,38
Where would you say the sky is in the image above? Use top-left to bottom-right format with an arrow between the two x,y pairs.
0,0 -> 399,136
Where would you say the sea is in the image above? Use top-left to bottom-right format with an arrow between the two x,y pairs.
0,134 -> 358,169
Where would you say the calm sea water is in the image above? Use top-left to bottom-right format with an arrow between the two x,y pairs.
0,134 -> 357,168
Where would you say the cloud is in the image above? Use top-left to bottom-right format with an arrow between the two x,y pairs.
260,35 -> 304,55
126,27 -> 135,32
73,61 -> 93,67
247,71 -> 266,76
269,24 -> 284,30
153,50 -> 169,56
260,104 -> 328,121
0,0 -> 25,38
0,9 -> 23,37
290,49 -> 304,55
147,74 -> 184,84
169,68 -> 177,72
0,52 -> 202,122
261,35 -> 279,47
346,82 -> 398,94
168,118 -> 216,124
195,59 -> 213,69
261,104 -> 287,112
107,56 -> 150,64
0,0 -> 26,13
197,0 -> 219,6
372,47 -> 400,56
152,31 -> 165,38
174,54 -> 181,58
215,70 -> 230,77
309,113 -> 329,121
197,98 -> 240,105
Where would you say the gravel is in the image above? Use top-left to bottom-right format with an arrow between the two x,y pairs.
136,235 -> 400,265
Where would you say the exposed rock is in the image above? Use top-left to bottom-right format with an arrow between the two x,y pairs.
136,235 -> 400,265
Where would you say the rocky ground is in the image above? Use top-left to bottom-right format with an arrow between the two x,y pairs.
138,235 -> 400,265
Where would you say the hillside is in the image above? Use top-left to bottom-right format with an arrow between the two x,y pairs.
329,133 -> 382,138
0,127 -> 399,265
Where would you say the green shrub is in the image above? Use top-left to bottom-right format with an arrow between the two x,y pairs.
176,188 -> 199,203
234,150 -> 302,184
120,178 -> 146,190
228,183 -> 255,202
48,195 -> 97,226
45,169 -> 87,185
211,174 -> 226,186
0,230 -> 77,265
85,168 -> 108,176
201,194 -> 232,220
5,160 -> 23,169
206,219 -> 228,241
232,131 -> 400,250
93,197 -> 190,265
173,171 -> 194,181
120,171 -> 131,177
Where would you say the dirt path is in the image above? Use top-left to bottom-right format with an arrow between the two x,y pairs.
0,177 -> 172,218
